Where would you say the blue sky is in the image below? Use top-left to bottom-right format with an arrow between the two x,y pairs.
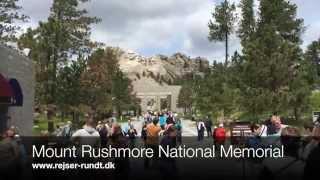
18,0 -> 320,62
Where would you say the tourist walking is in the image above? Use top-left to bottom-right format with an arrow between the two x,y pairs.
127,124 -> 138,148
175,119 -> 182,144
205,116 -> 213,138
197,119 -> 205,141
262,115 -> 287,146
159,113 -> 167,130
141,122 -> 148,144
213,123 -> 226,147
166,112 -> 175,125
122,119 -> 132,135
111,124 -> 130,180
105,119 -> 113,137
145,118 -> 162,168
98,122 -> 109,147
71,114 -> 100,148
96,121 -> 104,131
160,124 -> 178,180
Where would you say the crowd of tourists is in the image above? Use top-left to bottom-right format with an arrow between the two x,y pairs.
191,114 -> 320,179
245,115 -> 320,180
0,113 -> 320,180
69,111 -> 182,179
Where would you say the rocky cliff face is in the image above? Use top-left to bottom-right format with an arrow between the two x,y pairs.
113,47 -> 209,84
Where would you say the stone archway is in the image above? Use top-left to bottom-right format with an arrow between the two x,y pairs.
160,98 -> 168,111
147,98 -> 156,111
160,95 -> 172,111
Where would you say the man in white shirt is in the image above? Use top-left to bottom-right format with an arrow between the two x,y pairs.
261,115 -> 287,146
72,114 -> 100,148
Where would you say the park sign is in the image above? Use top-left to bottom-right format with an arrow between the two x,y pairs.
230,121 -> 252,145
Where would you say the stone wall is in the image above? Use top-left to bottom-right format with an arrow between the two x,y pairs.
0,45 -> 34,135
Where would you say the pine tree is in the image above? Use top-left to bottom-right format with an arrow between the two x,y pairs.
238,0 -> 255,46
80,48 -> 116,115
258,0 -> 304,44
178,83 -> 193,114
240,0 -> 308,120
19,0 -> 100,105
208,0 -> 236,65
0,0 -> 28,42
112,69 -> 139,117
56,59 -> 86,122
194,62 -> 239,120
288,53 -> 313,122
18,0 -> 100,133
305,39 -> 320,79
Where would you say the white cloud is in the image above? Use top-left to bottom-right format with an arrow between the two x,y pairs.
16,0 -> 320,62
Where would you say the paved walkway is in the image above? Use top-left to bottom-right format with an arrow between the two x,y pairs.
180,118 -> 198,136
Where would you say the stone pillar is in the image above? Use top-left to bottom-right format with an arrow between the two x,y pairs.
156,96 -> 161,112
167,95 -> 172,111
140,97 -> 148,113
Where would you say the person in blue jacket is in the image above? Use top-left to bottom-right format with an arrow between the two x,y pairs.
159,113 -> 167,130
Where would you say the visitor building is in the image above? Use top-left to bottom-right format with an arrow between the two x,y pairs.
0,44 -> 35,135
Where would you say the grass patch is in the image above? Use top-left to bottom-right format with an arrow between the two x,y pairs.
32,114 -> 72,136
